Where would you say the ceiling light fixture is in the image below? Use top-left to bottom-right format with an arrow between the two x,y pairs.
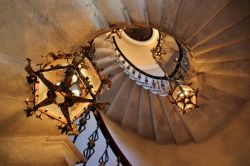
151,44 -> 166,60
170,83 -> 199,113
24,43 -> 110,134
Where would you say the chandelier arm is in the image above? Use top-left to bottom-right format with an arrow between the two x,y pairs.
63,67 -> 74,90
71,96 -> 94,104
58,104 -> 73,129
24,92 -> 56,117
34,72 -> 59,92
75,67 -> 96,100
72,52 -> 86,67
33,94 -> 56,111
38,65 -> 68,73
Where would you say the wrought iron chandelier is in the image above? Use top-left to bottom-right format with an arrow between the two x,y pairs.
169,81 -> 199,114
151,44 -> 166,60
24,42 -> 110,134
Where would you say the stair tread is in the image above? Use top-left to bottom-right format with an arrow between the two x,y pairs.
149,93 -> 175,143
106,77 -> 134,123
137,88 -> 154,140
100,63 -> 120,77
121,83 -> 140,132
192,59 -> 250,78
95,56 -> 116,69
180,84 -> 247,142
161,0 -> 182,31
122,0 -> 146,23
188,0 -> 250,49
193,38 -> 250,63
94,0 -> 127,24
95,48 -> 114,60
180,0 -> 231,41
144,0 -> 163,26
196,73 -> 250,100
98,71 -> 126,103
159,96 -> 193,144
94,35 -> 113,48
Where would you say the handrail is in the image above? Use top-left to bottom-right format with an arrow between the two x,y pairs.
92,109 -> 132,166
112,36 -> 166,80
112,35 -> 185,81
169,41 -> 184,78
70,45 -> 131,165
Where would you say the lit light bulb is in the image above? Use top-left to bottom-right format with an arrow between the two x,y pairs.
72,75 -> 78,84
72,89 -> 81,97
172,84 -> 198,113
70,84 -> 82,97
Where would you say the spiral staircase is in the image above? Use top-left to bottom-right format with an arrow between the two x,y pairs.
95,0 -> 250,145
93,31 -> 191,144
91,14 -> 250,145
0,0 -> 249,166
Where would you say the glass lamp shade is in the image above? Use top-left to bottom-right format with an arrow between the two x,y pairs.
70,83 -> 82,97
151,46 -> 164,60
33,58 -> 101,125
172,84 -> 197,113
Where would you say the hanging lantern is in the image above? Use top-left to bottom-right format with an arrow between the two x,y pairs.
171,84 -> 198,113
23,44 -> 111,134
151,44 -> 166,60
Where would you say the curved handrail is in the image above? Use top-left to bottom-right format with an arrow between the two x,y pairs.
112,36 -> 166,80
92,109 -> 132,166
168,41 -> 184,78
112,35 -> 185,81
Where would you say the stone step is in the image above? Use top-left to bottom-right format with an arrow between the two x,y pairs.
122,0 -> 147,23
95,56 -> 116,69
188,0 -> 250,51
137,88 -> 154,140
185,0 -> 231,42
98,71 -> 126,103
175,0 -> 231,41
121,83 -> 140,132
106,77 -> 134,123
94,0 -> 127,24
179,84 -> 246,142
144,0 -> 163,27
99,63 -> 120,77
193,38 -> 250,63
149,93 -> 174,143
192,59 -> 250,78
159,96 -> 193,144
94,35 -> 112,49
161,0 -> 182,32
95,48 -> 114,60
196,73 -> 250,100
191,16 -> 250,55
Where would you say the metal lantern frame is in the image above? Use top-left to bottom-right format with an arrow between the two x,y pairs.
24,43 -> 110,134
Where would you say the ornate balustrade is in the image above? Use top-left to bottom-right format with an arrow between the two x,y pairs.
111,31 -> 189,96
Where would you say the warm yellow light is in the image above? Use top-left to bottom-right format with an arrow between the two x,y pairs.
72,75 -> 78,84
172,84 -> 198,113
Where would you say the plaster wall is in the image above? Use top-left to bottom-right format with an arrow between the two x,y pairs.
103,102 -> 250,166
